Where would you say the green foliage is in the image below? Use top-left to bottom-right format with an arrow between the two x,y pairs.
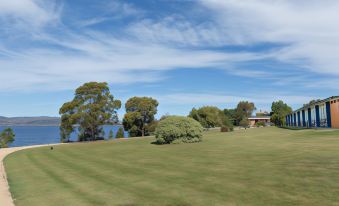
234,101 -> 256,126
271,100 -> 292,126
0,128 -> 15,148
189,106 -> 232,128
223,108 -> 237,125
239,118 -> 250,127
59,82 -> 121,142
123,97 -> 158,137
109,130 -> 114,139
145,120 -> 158,136
159,114 -> 170,121
115,127 -> 124,139
255,121 -> 266,127
155,116 -> 203,144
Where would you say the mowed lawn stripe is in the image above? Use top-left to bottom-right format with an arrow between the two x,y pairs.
5,152 -> 71,204
26,152 -> 105,206
43,146 -> 173,205
4,127 -> 339,206
53,141 -> 227,205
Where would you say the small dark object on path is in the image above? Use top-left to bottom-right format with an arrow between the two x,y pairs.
50,146 -> 53,150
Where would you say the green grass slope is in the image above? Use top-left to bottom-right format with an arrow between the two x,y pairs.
4,127 -> 339,206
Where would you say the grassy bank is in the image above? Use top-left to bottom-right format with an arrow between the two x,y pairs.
4,127 -> 339,206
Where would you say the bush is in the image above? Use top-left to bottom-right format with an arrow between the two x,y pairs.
220,126 -> 234,132
115,127 -> 124,138
155,116 -> 203,144
145,120 -> 158,136
255,122 -> 266,127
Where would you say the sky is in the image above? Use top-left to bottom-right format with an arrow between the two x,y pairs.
0,0 -> 338,119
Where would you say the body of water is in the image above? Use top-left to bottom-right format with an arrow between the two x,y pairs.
0,125 -> 127,147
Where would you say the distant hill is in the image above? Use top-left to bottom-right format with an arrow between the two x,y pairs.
0,116 -> 60,126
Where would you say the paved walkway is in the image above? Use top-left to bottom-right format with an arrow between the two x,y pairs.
0,144 -> 62,206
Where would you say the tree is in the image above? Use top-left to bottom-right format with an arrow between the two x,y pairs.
108,130 -> 114,140
189,106 -> 232,128
239,118 -> 250,128
59,82 -> 121,142
234,101 -> 256,126
123,97 -> 158,137
271,100 -> 292,126
0,128 -> 15,148
224,108 -> 237,125
115,127 -> 124,138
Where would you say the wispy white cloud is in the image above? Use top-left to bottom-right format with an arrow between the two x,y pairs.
77,1 -> 143,27
0,0 -> 61,30
0,0 -> 338,94
199,0 -> 339,76
0,29 -> 263,91
126,16 -> 225,46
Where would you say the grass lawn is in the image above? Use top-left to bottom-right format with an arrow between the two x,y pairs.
4,127 -> 339,206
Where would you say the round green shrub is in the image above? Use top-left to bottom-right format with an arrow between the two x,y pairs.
155,116 -> 203,144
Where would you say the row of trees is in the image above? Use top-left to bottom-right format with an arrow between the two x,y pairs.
59,82 -> 160,142
59,82 -> 293,142
188,100 -> 292,129
189,106 -> 233,129
188,101 -> 256,129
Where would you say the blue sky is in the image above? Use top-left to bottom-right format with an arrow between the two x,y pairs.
0,0 -> 338,119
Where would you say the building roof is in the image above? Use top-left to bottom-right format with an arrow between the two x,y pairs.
248,116 -> 271,120
290,96 -> 339,114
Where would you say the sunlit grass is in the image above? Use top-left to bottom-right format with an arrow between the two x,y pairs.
4,127 -> 339,206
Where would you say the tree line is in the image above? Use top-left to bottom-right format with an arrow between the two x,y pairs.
58,82 -> 293,143
0,82 -> 293,147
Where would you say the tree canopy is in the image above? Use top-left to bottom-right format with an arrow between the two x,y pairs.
234,101 -> 256,126
0,128 -> 15,148
271,100 -> 292,126
223,108 -> 237,125
59,82 -> 121,142
189,106 -> 232,128
123,97 -> 158,137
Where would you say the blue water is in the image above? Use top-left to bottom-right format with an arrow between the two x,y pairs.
0,125 -> 127,147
